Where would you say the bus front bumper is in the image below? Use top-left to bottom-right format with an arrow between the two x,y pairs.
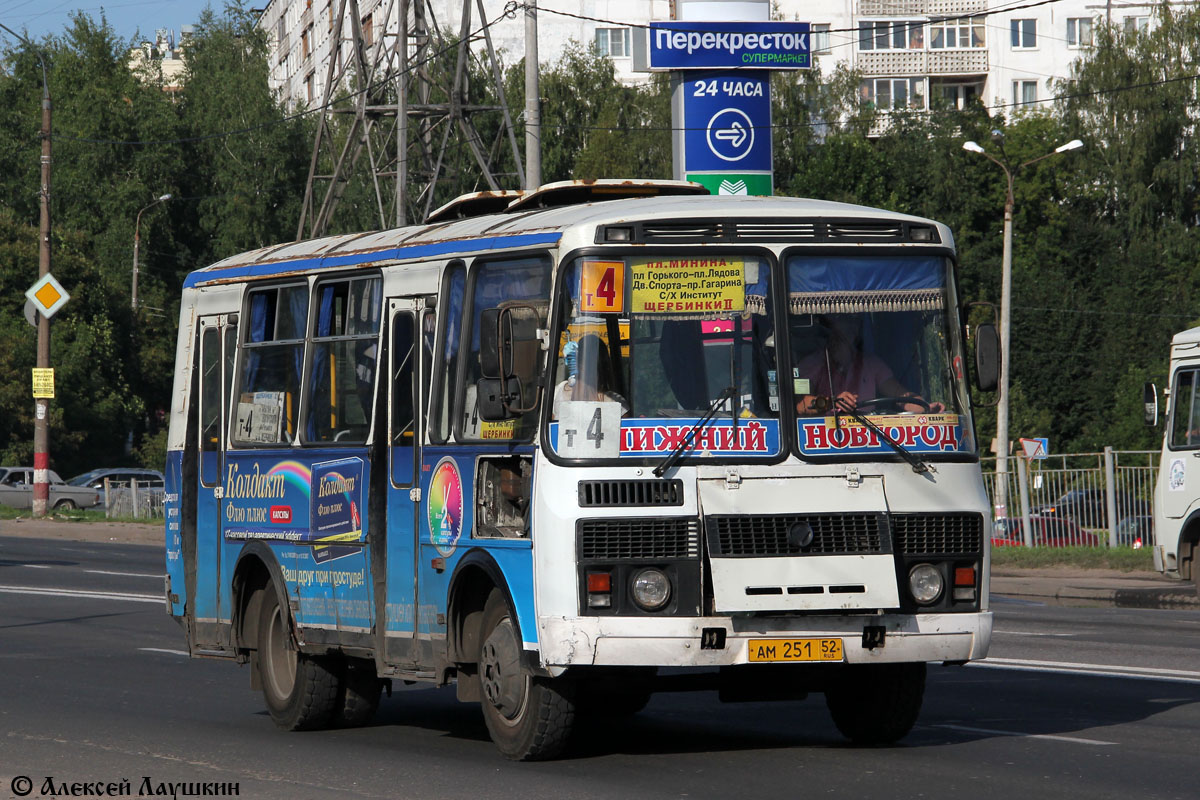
535,611 -> 992,671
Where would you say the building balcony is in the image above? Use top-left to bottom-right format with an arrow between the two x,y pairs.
857,49 -> 988,76
857,0 -> 987,16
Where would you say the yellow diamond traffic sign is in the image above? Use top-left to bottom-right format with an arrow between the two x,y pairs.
25,273 -> 70,319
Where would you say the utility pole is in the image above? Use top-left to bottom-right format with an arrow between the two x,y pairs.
524,1 -> 540,189
1,22 -> 53,518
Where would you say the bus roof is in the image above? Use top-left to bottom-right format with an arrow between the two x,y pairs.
183,193 -> 949,289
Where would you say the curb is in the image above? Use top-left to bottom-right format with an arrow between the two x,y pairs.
992,581 -> 1200,609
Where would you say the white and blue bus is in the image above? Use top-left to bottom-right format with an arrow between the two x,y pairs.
164,180 -> 999,760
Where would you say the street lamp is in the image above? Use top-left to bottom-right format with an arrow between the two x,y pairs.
962,136 -> 1083,524
133,193 -> 172,311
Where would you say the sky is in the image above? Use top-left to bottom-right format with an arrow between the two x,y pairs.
0,0 -> 213,45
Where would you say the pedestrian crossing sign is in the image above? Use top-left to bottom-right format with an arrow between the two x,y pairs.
1020,437 -> 1048,460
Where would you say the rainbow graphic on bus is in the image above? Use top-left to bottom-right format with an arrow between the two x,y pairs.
266,460 -> 313,497
427,457 -> 464,557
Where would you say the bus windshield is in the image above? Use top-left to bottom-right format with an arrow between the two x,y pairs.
786,254 -> 975,457
548,254 -> 781,461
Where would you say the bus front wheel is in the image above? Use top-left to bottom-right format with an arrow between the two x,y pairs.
257,587 -> 339,731
477,590 -> 575,760
824,662 -> 925,745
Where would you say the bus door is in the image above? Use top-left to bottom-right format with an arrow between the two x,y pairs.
194,314 -> 236,649
382,298 -> 431,667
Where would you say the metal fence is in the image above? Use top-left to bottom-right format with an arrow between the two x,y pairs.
104,479 -> 165,520
981,449 -> 1157,548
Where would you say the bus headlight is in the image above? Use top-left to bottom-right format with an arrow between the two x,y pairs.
908,564 -> 944,604
631,568 -> 671,611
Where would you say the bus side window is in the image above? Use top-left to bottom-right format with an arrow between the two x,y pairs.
305,276 -> 382,444
458,256 -> 551,442
234,284 -> 308,445
391,311 -> 416,487
429,263 -> 466,444
1171,369 -> 1200,448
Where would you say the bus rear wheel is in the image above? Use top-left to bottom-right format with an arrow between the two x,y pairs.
477,590 -> 575,760
335,658 -> 382,727
824,662 -> 925,745
257,587 -> 339,731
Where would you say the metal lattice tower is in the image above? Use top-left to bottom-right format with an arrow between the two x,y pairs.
297,0 -> 525,239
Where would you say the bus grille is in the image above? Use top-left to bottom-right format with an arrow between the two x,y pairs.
707,514 -> 887,557
892,513 -> 983,555
578,518 -> 700,560
630,219 -> 940,244
577,479 -> 684,507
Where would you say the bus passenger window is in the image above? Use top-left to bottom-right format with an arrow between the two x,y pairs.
305,276 -> 382,444
234,284 -> 308,445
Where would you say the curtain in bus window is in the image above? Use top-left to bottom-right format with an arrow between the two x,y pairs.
787,256 -> 944,314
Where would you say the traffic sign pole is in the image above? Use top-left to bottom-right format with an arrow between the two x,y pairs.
34,53 -> 52,519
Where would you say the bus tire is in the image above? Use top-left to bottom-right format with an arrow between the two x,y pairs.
477,590 -> 575,761
824,662 -> 925,745
257,587 -> 339,731
335,658 -> 382,728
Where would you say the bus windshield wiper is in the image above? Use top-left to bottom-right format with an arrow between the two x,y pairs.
834,398 -> 934,475
653,385 -> 737,477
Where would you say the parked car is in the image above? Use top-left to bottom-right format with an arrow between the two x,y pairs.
1033,489 -> 1150,529
0,466 -> 101,510
1115,514 -> 1153,547
993,514 -> 1100,547
66,467 -> 165,507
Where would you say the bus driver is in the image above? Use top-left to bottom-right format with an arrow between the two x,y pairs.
794,314 -> 943,416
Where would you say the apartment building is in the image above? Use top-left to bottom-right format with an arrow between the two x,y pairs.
256,0 -> 1165,118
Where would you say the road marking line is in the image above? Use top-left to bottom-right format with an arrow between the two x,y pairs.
139,647 -> 190,656
85,569 -> 164,578
22,564 -> 51,569
971,657 -> 1200,684
934,724 -> 1117,746
0,584 -> 161,604
992,630 -> 1076,637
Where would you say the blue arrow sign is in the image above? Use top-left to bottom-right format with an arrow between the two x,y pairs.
682,72 -> 771,173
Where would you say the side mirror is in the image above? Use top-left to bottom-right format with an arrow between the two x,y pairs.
477,304 -> 544,419
477,377 -> 524,421
974,322 -> 1000,392
479,308 -> 507,379
1143,382 -> 1158,426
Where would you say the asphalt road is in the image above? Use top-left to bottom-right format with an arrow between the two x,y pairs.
2,535 -> 1199,800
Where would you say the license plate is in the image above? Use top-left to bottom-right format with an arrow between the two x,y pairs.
747,637 -> 844,662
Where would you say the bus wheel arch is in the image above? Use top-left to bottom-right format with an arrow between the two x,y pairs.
231,543 -> 288,659
1178,518 -> 1200,582
446,550 -> 515,666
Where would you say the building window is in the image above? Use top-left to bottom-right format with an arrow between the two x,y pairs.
1066,17 -> 1093,47
361,12 -> 373,47
931,81 -> 980,110
305,72 -> 315,104
1012,80 -> 1037,107
929,17 -> 984,48
1124,15 -> 1149,35
595,27 -> 631,58
1010,19 -> 1037,49
301,24 -> 312,59
811,23 -> 831,54
276,14 -> 285,44
858,21 -> 924,52
860,78 -> 926,110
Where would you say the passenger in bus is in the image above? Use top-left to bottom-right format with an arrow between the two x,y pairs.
793,314 -> 943,416
552,333 -> 628,418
